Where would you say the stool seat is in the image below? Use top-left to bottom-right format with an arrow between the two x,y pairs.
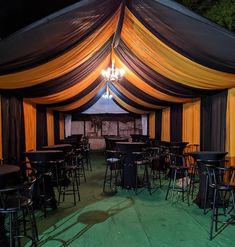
103,150 -> 123,193
107,158 -> 120,163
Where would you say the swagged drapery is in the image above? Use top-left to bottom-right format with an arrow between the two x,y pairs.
1,95 -> 25,163
200,90 -> 227,152
155,110 -> 162,141
0,0 -> 235,159
170,104 -> 183,142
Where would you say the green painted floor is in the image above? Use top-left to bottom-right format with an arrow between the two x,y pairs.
28,152 -> 235,247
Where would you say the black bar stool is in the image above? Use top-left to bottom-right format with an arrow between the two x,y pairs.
0,172 -> 38,247
132,151 -> 152,195
103,150 -> 122,193
165,154 -> 190,205
205,164 -> 235,240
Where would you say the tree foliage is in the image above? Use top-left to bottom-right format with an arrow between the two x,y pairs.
176,0 -> 235,32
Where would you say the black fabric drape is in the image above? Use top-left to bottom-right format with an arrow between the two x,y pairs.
113,0 -> 126,48
47,76 -> 104,107
1,39 -> 111,97
200,90 -> 227,151
118,80 -> 171,106
67,86 -> 106,114
109,83 -> 153,111
170,104 -> 183,142
127,0 -> 235,73
53,111 -> 60,144
116,40 -> 215,98
0,0 -> 122,74
155,110 -> 162,140
36,105 -> 48,149
1,95 -> 25,164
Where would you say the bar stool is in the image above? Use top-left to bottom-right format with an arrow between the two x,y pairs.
103,150 -> 122,193
58,152 -> 81,206
0,173 -> 38,247
205,164 -> 235,240
132,151 -> 152,195
74,148 -> 86,184
165,154 -> 190,205
184,144 -> 200,199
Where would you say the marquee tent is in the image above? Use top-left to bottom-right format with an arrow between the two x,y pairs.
0,0 -> 235,163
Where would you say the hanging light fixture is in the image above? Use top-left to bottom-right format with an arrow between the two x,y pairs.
101,45 -> 125,99
101,60 -> 125,83
102,83 -> 113,99
101,44 -> 125,83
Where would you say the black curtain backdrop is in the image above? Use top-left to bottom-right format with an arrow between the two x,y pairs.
200,90 -> 227,151
170,104 -> 183,142
1,95 -> 25,164
36,105 -> 48,149
155,109 -> 162,140
53,111 -> 60,144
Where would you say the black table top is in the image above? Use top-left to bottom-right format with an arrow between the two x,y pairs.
25,150 -> 64,162
116,142 -> 146,154
116,142 -> 146,145
26,150 -> 63,154
42,144 -> 72,149
0,165 -> 20,176
187,151 -> 228,161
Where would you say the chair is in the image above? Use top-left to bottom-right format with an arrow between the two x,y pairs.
165,154 -> 190,205
205,164 -> 235,240
73,148 -> 86,184
0,171 -> 38,247
184,144 -> 200,199
132,151 -> 152,195
58,151 -> 81,206
81,136 -> 92,171
103,150 -> 122,193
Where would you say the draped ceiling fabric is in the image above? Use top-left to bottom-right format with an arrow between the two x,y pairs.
0,0 -> 234,115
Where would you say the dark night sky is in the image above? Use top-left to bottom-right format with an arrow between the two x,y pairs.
0,0 -> 80,39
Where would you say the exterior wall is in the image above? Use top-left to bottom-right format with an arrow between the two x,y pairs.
71,115 -> 142,150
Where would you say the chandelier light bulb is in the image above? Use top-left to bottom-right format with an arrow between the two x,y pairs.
101,62 -> 125,83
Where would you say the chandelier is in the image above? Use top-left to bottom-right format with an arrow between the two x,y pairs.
102,83 -> 113,99
101,60 -> 125,83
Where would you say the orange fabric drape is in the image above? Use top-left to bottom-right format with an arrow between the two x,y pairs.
30,56 -> 110,104
115,82 -> 164,109
23,99 -> 37,151
161,107 -> 170,141
182,100 -> 200,145
109,88 -> 147,114
52,80 -> 105,111
226,87 -> 235,166
122,8 -> 235,89
59,112 -> 65,140
149,112 -> 156,139
0,95 -> 2,160
115,54 -> 190,103
47,109 -> 54,145
0,11 -> 119,89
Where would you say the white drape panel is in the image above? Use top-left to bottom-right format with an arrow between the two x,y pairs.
65,114 -> 72,137
141,114 -> 148,135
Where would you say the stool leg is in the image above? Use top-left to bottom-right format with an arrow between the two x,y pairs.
74,169 -> 81,202
165,169 -> 173,200
27,206 -> 38,246
9,213 -> 13,247
204,175 -> 209,214
103,165 -> 109,192
210,188 -> 217,240
145,164 -> 152,195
